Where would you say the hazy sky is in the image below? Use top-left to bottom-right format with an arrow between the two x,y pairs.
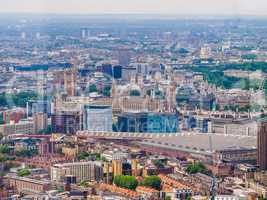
0,0 -> 267,16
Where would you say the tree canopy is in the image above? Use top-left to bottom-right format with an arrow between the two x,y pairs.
129,90 -> 141,96
17,168 -> 31,177
113,175 -> 138,190
88,84 -> 98,93
0,91 -> 38,108
186,161 -> 207,174
140,175 -> 161,190
0,145 -> 11,154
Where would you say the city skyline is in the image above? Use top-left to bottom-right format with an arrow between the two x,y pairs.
1,2 -> 267,199
1,0 -> 267,16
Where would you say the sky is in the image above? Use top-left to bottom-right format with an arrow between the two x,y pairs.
0,0 -> 267,16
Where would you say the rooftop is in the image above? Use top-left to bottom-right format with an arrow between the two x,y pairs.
141,133 -> 256,155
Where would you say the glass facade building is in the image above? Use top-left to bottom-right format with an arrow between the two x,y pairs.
117,112 -> 179,133
83,105 -> 112,132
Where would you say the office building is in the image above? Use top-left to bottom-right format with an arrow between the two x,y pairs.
83,105 -> 112,132
112,160 -> 122,177
98,64 -> 122,79
51,110 -> 81,134
195,116 -> 210,133
257,120 -> 267,171
33,112 -> 48,133
51,161 -> 103,183
0,120 -> 34,135
131,159 -> 138,177
113,65 -> 122,79
3,108 -> 26,124
26,100 -> 51,117
64,67 -> 77,96
183,115 -> 197,130
117,112 -> 179,133
7,175 -> 51,194
122,67 -> 136,81
147,113 -> 179,133
117,47 -> 131,67
100,64 -> 113,77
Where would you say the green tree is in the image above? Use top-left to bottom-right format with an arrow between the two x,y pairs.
15,149 -> 38,158
17,168 -> 31,177
0,155 -> 15,162
186,162 -> 207,174
0,91 -> 38,108
0,145 -> 11,154
0,113 -> 4,124
153,160 -> 165,168
79,180 -> 89,187
140,175 -> 161,190
259,196 -> 267,200
102,86 -> 111,97
13,91 -> 38,107
77,152 -> 90,160
113,175 -> 138,190
38,125 -> 52,134
77,152 -> 101,161
165,196 -> 172,200
186,196 -> 191,200
241,54 -> 257,60
129,90 -> 141,96
88,84 -> 97,93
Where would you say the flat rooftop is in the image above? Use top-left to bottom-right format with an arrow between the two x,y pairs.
141,133 -> 256,155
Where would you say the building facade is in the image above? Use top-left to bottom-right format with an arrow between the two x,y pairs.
51,110 -> 82,134
83,105 -> 112,132
257,120 -> 267,170
117,112 -> 179,133
51,161 -> 103,183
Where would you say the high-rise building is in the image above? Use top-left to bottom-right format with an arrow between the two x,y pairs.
131,159 -> 138,176
26,100 -> 51,117
98,64 -> 122,79
51,110 -> 82,134
64,67 -> 77,96
112,160 -> 122,177
83,105 -> 112,132
257,120 -> 267,170
117,47 -> 131,67
80,28 -> 88,39
113,65 -> 122,79
104,162 -> 111,184
33,112 -> 48,133
195,116 -> 210,133
122,67 -> 136,81
101,64 -> 113,77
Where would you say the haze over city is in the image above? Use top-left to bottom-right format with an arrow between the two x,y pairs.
1,0 -> 267,16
